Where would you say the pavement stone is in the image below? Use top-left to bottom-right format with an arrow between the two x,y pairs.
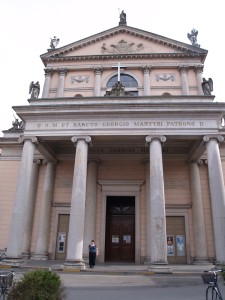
0,259 -> 216,276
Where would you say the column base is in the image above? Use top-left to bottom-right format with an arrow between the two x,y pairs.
193,257 -> 211,265
31,253 -> 49,260
0,257 -> 24,267
22,252 -> 31,259
148,263 -> 172,274
64,259 -> 86,271
143,256 -> 151,265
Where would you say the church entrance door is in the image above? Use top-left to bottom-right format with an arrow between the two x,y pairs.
105,196 -> 135,262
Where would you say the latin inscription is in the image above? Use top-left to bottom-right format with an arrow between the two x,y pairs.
28,120 -> 209,130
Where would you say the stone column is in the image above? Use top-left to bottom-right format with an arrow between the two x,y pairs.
142,66 -> 151,96
145,136 -> 168,267
42,69 -> 53,98
145,160 -> 151,264
203,135 -> 225,265
65,136 -> 91,269
94,67 -> 103,96
83,159 -> 99,258
32,160 -> 56,260
179,66 -> 189,95
189,160 -> 208,264
22,159 -> 41,258
194,66 -> 204,95
6,137 -> 38,260
56,69 -> 67,97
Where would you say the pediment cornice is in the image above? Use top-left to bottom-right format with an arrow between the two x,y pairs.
41,26 -> 207,65
43,52 -> 206,65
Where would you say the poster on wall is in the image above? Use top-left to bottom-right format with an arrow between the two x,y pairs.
167,235 -> 174,256
176,235 -> 185,256
112,235 -> 119,243
57,232 -> 66,253
123,235 -> 131,244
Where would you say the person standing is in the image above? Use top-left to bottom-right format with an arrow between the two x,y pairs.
88,240 -> 97,268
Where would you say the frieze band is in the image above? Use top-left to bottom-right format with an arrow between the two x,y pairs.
25,119 -> 214,131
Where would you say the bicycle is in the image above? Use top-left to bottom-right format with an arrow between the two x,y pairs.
0,252 -> 6,262
0,271 -> 15,300
201,269 -> 225,300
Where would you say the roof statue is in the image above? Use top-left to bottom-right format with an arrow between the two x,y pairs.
202,78 -> 213,95
119,10 -> 127,26
187,29 -> 200,47
9,115 -> 24,131
29,81 -> 40,99
50,36 -> 60,49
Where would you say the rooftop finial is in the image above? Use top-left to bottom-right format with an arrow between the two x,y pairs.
119,10 -> 127,26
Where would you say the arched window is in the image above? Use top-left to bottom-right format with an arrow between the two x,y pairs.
74,94 -> 83,97
106,74 -> 138,96
162,92 -> 171,96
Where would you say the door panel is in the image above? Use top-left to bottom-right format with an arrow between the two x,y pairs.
105,215 -> 135,262
166,216 -> 187,264
55,214 -> 69,260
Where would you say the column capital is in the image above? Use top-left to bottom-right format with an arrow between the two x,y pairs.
203,135 -> 224,144
42,159 -> 57,165
18,136 -> 39,145
88,158 -> 101,164
33,159 -> 42,165
93,67 -> 103,75
194,65 -> 204,74
44,68 -> 54,77
142,65 -> 152,74
71,136 -> 92,146
145,135 -> 166,145
179,66 -> 189,73
58,68 -> 67,76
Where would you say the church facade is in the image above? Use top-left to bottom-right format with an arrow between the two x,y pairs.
1,14 -> 225,268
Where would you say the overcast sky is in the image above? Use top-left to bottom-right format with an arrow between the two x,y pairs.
0,0 -> 223,136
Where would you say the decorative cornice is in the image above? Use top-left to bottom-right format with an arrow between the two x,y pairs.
44,52 -> 206,65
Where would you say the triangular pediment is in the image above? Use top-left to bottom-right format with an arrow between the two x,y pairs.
41,25 -> 207,66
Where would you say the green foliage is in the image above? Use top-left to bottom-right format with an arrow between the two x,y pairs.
7,269 -> 64,300
221,268 -> 225,283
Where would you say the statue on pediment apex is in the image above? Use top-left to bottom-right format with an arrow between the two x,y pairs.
50,36 -> 59,49
187,29 -> 200,47
119,10 -> 127,25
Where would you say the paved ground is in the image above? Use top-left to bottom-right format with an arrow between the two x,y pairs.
1,260 -> 225,300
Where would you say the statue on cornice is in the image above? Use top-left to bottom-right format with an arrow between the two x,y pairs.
187,29 -> 200,47
29,81 -> 40,99
9,115 -> 24,131
50,36 -> 60,49
202,78 -> 213,95
119,10 -> 127,25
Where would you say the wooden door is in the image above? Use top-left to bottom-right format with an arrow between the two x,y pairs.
166,216 -> 187,264
105,196 -> 135,262
55,214 -> 69,260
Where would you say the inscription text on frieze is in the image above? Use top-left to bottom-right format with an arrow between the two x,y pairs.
28,119 -> 211,130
